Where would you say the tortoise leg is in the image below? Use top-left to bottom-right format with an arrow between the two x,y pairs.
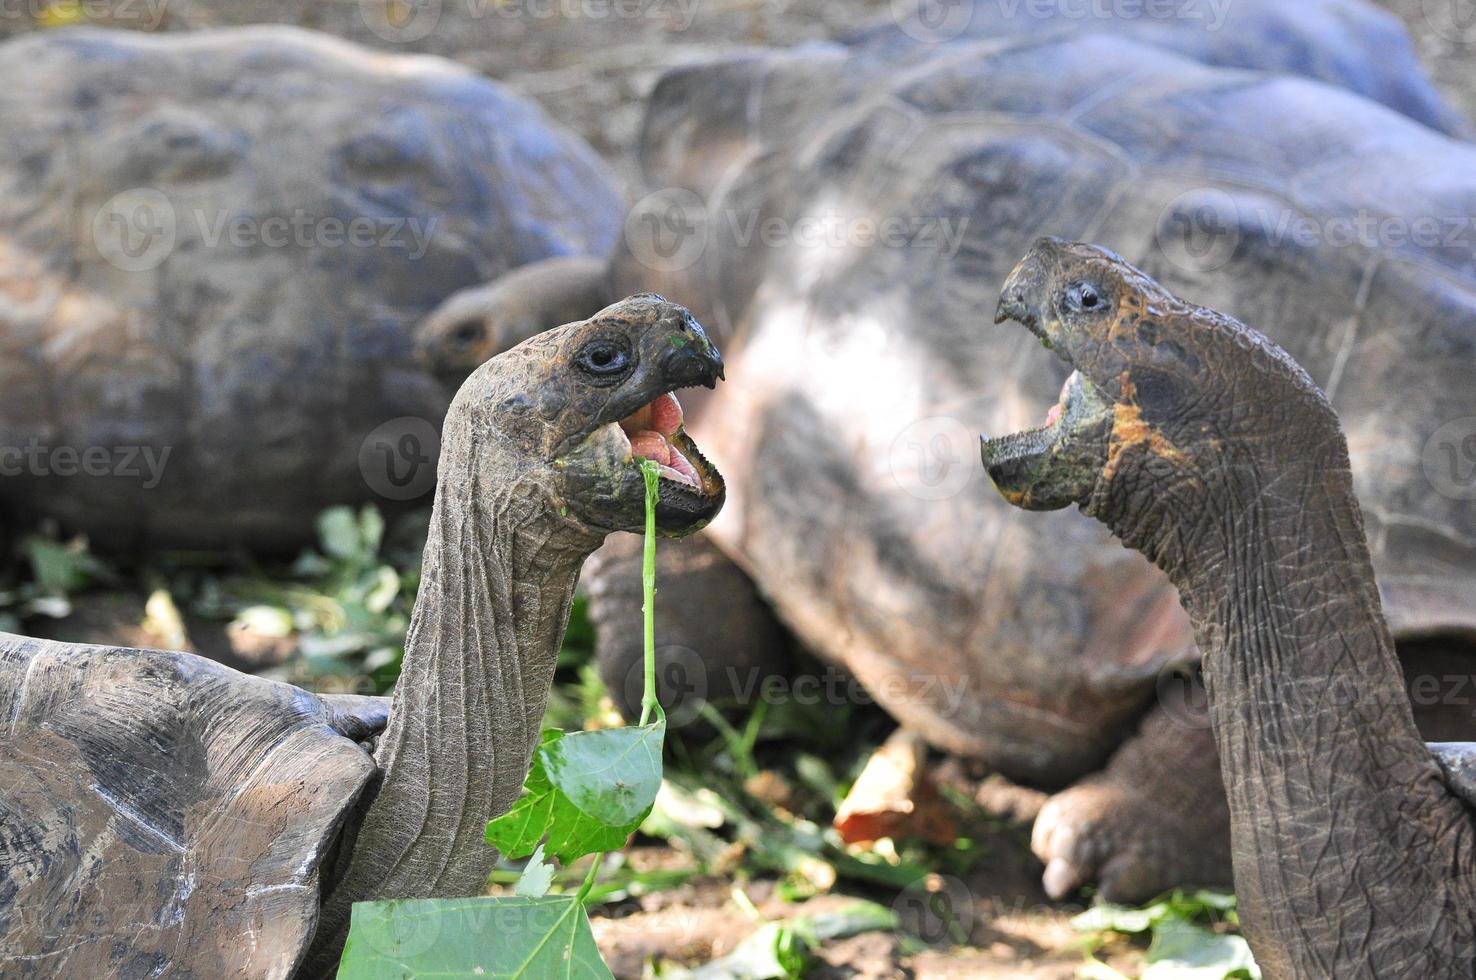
1030,705 -> 1232,903
584,533 -> 792,725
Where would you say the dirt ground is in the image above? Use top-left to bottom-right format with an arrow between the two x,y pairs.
3,1 -> 1467,975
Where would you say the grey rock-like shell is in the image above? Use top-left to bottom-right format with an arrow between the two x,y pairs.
617,16 -> 1476,782
0,632 -> 389,978
0,26 -> 621,552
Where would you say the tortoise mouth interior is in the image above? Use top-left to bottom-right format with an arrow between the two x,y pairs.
606,391 -> 723,499
981,307 -> 1108,471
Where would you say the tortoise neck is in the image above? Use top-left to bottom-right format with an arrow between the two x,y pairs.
304,438 -> 600,973
1093,436 -> 1473,974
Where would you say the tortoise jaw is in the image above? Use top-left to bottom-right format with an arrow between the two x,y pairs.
560,386 -> 725,535
981,309 -> 1114,510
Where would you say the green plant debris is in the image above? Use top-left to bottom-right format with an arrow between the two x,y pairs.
337,896 -> 613,980
654,900 -> 896,979
1074,891 -> 1258,980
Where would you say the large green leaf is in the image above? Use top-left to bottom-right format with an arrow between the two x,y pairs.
337,896 -> 614,980
1143,919 -> 1260,980
485,722 -> 664,863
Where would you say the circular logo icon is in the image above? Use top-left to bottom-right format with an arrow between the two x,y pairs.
359,417 -> 439,501
93,188 -> 176,272
893,873 -> 976,946
1156,662 -> 1212,731
623,188 -> 710,274
1423,0 -> 1476,42
1154,188 -> 1243,274
623,644 -> 710,729
359,0 -> 442,43
1423,417 -> 1476,500
891,0 -> 975,43
889,416 -> 977,501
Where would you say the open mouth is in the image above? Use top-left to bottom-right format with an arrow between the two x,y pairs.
573,387 -> 725,508
979,302 -> 1114,510
980,369 -> 1087,468
615,392 -> 709,491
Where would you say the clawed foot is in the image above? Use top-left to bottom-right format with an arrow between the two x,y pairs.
1031,709 -> 1231,903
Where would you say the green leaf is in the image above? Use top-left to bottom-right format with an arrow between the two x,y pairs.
337,896 -> 614,979
1072,903 -> 1164,935
359,506 -> 386,555
1143,919 -> 1260,979
486,722 -> 665,863
804,900 -> 897,941
24,537 -> 104,596
318,507 -> 363,561
664,921 -> 810,980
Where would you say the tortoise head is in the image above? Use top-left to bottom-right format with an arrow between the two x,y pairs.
416,257 -> 612,386
415,284 -> 512,382
981,238 -> 1338,529
448,293 -> 726,538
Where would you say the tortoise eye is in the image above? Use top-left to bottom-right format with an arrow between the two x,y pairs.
1065,281 -> 1105,314
575,339 -> 632,379
451,321 -> 485,348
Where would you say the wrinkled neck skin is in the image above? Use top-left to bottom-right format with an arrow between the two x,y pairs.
1087,430 -> 1476,976
302,429 -> 601,977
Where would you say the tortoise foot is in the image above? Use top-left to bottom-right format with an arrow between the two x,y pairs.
1031,707 -> 1231,904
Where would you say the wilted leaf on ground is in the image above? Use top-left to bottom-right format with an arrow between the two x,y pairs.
833,729 -> 957,846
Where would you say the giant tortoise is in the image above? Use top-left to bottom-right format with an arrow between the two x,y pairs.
986,238 -> 1476,977
417,7 -> 1476,901
0,26 -> 622,552
0,294 -> 726,978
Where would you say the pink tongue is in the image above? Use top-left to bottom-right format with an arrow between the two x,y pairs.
651,393 -> 683,436
629,430 -> 672,467
1045,402 -> 1064,427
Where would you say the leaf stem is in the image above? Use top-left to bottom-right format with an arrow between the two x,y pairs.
575,852 -> 604,905
637,460 -> 660,727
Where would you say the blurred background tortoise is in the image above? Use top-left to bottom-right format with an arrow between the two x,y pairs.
0,26 -> 622,553
423,6 -> 1476,901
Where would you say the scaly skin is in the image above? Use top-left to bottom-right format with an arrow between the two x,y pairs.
302,294 -> 726,975
985,239 -> 1476,976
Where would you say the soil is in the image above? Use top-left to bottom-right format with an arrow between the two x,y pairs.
3,1 -> 1467,974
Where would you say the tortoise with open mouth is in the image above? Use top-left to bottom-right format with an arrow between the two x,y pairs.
411,5 -> 1476,901
0,295 -> 724,979
983,238 -> 1476,977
